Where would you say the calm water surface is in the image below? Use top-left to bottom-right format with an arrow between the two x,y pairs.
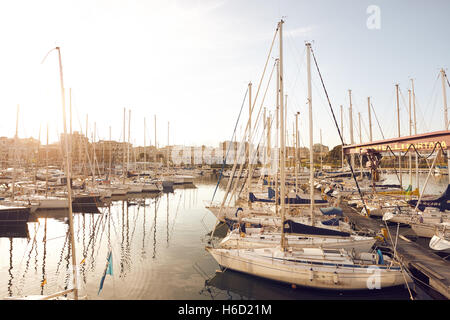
0,174 -> 446,300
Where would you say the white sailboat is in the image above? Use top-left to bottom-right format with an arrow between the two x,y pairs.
207,246 -> 406,290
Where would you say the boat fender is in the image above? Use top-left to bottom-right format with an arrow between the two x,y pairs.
380,228 -> 388,241
376,249 -> 384,265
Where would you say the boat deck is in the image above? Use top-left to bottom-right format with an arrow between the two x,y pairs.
341,203 -> 450,299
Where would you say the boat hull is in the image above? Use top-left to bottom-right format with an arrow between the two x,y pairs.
206,247 -> 407,290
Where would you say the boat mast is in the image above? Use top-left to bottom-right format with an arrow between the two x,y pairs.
278,20 -> 286,249
411,79 -> 419,192
262,107 -> 266,191
441,69 -> 448,130
123,108 -> 126,184
358,112 -> 363,178
440,69 -> 449,183
109,126 -> 112,178
55,47 -> 79,300
246,82 -> 252,207
295,111 -> 299,192
408,89 -> 412,190
275,59 -> 279,214
46,124 -> 49,198
306,42 -> 314,223
69,88 -> 72,175
85,115 -> 88,176
340,105 -> 344,169
367,97 -> 373,142
144,118 -> 146,174
128,110 -> 131,173
267,113 -> 271,187
167,121 -> 169,170
396,84 -> 402,187
93,122 -> 96,184
154,115 -> 157,168
12,104 -> 19,201
348,90 -> 355,170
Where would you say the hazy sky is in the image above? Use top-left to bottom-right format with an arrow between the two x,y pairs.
0,0 -> 448,150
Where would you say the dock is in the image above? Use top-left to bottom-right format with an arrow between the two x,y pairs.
341,203 -> 450,299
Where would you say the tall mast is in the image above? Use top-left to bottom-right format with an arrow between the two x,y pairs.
441,69 -> 448,130
306,42 -> 314,222
69,88 -> 72,175
144,118 -> 146,173
85,114 -> 88,176
167,121 -> 170,169
154,115 -> 157,166
279,20 -> 286,249
263,106 -> 267,189
123,108 -> 126,183
348,90 -> 355,169
358,112 -> 363,178
267,114 -> 271,187
93,122 -> 96,183
109,126 -> 112,177
246,81 -> 253,205
441,69 -> 449,183
408,89 -> 412,189
35,125 -> 40,192
275,58 -> 279,215
411,79 -> 419,192
46,123 -> 49,198
340,105 -> 344,169
295,111 -> 299,192
55,47 -> 78,300
367,97 -> 373,142
128,110 -> 131,172
396,84 -> 402,187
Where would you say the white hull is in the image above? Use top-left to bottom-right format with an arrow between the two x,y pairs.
206,247 -> 407,290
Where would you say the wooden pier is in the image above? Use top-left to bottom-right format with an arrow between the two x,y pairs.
341,203 -> 450,299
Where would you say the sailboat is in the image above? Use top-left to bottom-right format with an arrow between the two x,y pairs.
207,22 -> 408,291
